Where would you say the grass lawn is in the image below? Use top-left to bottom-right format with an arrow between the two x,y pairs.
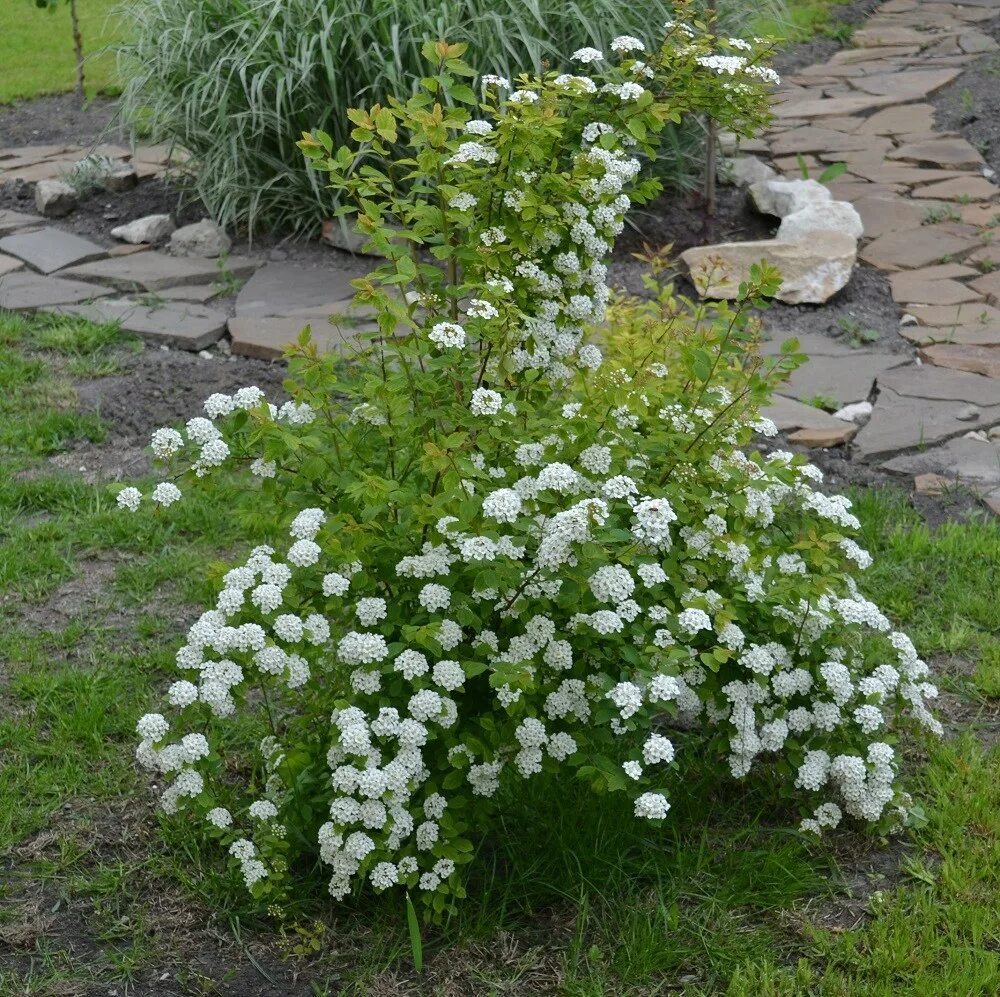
0,0 -> 126,104
758,0 -> 855,43
1,308 -> 999,994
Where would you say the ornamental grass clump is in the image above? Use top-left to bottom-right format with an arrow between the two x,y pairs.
121,28 -> 939,918
116,0 -> 787,233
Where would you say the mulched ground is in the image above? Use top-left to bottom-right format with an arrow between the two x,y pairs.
930,13 -> 1000,175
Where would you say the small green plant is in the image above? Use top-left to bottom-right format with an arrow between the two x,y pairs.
61,153 -> 116,195
804,394 -> 839,413
796,153 -> 847,184
958,88 -> 975,116
837,318 -> 881,348
922,205 -> 961,225
214,256 -> 245,298
975,258 -> 997,274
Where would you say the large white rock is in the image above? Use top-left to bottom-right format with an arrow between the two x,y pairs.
681,232 -> 857,304
111,214 -> 175,244
34,179 -> 78,218
777,200 -> 864,241
749,178 -> 832,217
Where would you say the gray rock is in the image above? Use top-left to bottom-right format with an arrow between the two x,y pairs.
0,227 -> 107,275
956,404 -> 981,421
46,297 -> 228,351
0,271 -> 114,311
110,214 -> 176,245
727,156 -> 778,187
169,219 -> 231,258
104,165 -> 138,192
777,200 -> 864,241
62,252 -> 258,292
34,179 -> 78,218
749,178 -> 832,218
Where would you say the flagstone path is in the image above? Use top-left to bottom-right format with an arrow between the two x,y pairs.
751,0 -> 1000,512
1,0 -> 999,509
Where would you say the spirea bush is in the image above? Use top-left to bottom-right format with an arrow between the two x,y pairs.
116,0 -> 786,234
121,30 -> 939,918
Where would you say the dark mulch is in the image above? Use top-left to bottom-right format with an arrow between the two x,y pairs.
930,15 -> 1000,176
0,94 -> 125,148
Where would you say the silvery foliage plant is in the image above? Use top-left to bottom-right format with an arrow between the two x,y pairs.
120,22 -> 938,918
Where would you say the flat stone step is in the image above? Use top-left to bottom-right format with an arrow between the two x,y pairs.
229,309 -> 382,361
61,252 -> 260,292
234,260 -> 368,318
0,254 -> 24,277
852,365 -> 1000,459
44,297 -> 229,351
0,209 -> 44,236
0,271 -> 114,311
0,228 -> 107,275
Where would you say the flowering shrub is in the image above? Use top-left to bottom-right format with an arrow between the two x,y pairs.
121,28 -> 938,919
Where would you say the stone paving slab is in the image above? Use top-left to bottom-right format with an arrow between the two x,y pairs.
852,365 -> 1000,459
234,261 -> 368,318
900,323 -> 1000,347
61,252 -> 259,292
0,209 -> 43,236
156,285 -> 223,304
228,314 -> 380,360
919,343 -> 1000,379
0,228 -> 107,275
906,302 -> 1000,328
858,223 -> 983,270
772,94 -> 899,119
45,298 -> 229,350
768,127 -> 886,155
889,272 -> 984,305
763,393 -> 858,436
857,103 -> 937,134
887,136 -> 985,168
0,143 -> 71,164
0,254 -> 25,277
881,438 -> 1000,491
968,271 -> 1000,306
0,272 -> 114,311
852,67 -> 963,98
910,176 -> 1000,200
759,332 -> 906,405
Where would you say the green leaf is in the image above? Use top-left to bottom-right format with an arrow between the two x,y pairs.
405,892 -> 423,972
818,161 -> 848,184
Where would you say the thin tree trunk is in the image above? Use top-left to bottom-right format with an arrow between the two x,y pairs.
702,0 -> 718,240
69,0 -> 85,105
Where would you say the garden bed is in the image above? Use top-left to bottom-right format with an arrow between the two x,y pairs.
3,4 -> 1000,995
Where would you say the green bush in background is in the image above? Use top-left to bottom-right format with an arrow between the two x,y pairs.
117,0 -> 788,236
